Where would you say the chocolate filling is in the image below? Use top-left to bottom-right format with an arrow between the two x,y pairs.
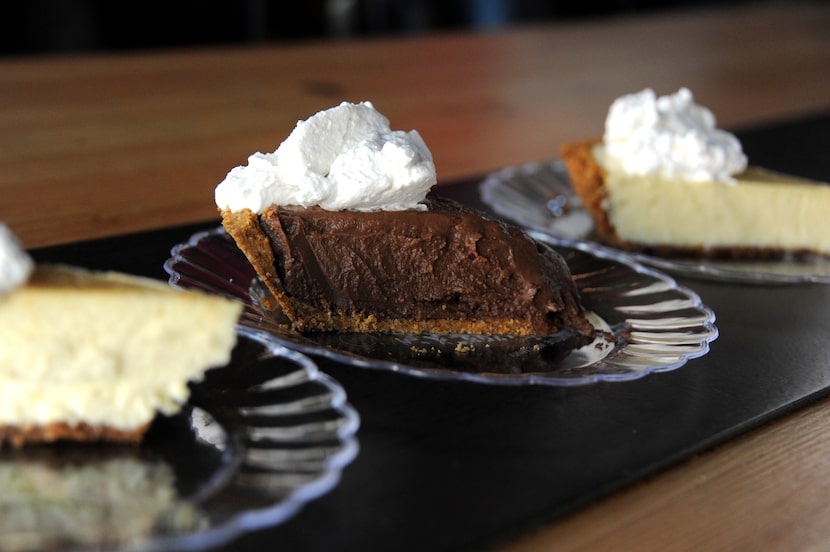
247,196 -> 591,336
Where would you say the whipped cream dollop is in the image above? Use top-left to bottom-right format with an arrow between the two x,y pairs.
602,88 -> 747,183
215,101 -> 437,213
0,223 -> 33,297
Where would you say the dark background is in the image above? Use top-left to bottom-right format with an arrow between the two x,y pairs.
3,0 -> 748,57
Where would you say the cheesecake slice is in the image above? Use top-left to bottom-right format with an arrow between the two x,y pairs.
562,139 -> 830,259
560,88 -> 830,260
221,196 -> 594,339
0,265 -> 242,447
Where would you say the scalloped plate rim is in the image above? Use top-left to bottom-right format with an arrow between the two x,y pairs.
123,327 -> 360,552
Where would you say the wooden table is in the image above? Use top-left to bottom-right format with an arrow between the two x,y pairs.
3,2 -> 830,550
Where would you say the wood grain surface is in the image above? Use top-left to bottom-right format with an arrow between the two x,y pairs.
2,2 -> 829,250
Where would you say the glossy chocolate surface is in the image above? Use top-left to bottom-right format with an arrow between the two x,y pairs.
259,196 -> 591,334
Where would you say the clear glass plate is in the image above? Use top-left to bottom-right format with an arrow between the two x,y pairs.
164,228 -> 717,386
479,160 -> 830,284
0,328 -> 360,552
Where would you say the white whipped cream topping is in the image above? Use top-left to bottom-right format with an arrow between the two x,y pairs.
0,223 -> 33,297
215,101 -> 437,212
602,88 -> 747,183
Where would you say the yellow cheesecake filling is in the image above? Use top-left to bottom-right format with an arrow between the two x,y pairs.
593,145 -> 830,256
0,266 -> 241,430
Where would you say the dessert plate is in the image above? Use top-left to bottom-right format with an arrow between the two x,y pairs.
479,160 -> 830,284
0,329 -> 359,552
165,228 -> 717,386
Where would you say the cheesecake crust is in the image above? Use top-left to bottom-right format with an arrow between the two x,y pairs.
0,422 -> 150,449
560,138 -> 620,247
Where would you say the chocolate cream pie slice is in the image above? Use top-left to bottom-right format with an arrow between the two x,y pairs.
561,88 -> 830,259
216,101 -> 594,342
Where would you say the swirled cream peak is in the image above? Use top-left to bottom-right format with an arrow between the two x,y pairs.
0,223 -> 33,297
601,88 -> 747,183
215,101 -> 437,213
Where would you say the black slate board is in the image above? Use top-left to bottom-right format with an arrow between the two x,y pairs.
32,111 -> 830,552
